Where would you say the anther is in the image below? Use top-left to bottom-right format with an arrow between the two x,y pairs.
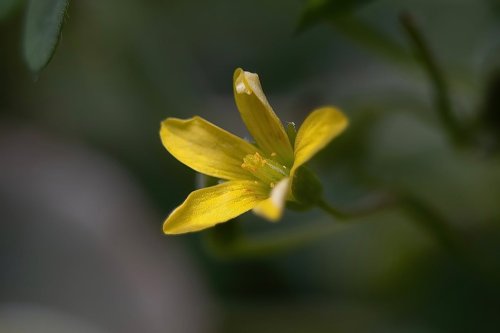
241,152 -> 290,185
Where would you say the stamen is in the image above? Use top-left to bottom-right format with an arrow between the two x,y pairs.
241,152 -> 290,187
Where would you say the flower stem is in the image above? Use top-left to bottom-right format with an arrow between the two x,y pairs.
400,12 -> 466,147
317,200 -> 349,220
319,191 -> 464,255
317,192 -> 397,221
204,194 -> 463,258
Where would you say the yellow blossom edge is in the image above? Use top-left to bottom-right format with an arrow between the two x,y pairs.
253,177 -> 290,221
160,116 -> 260,181
291,106 -> 348,178
163,180 -> 268,234
233,68 -> 294,164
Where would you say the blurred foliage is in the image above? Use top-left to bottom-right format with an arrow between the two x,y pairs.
298,0 -> 376,31
23,0 -> 69,73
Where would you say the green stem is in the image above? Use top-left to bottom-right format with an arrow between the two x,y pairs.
400,12 -> 465,147
317,192 -> 397,221
204,192 -> 463,258
319,191 -> 464,255
317,199 -> 350,220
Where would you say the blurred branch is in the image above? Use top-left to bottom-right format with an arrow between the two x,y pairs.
296,0 -> 412,66
330,16 -> 412,66
317,192 -> 397,220
319,190 -> 465,255
204,191 -> 466,260
205,190 -> 463,259
400,12 -> 466,147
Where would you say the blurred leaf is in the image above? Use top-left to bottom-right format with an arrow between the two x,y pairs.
23,0 -> 69,73
297,0 -> 376,32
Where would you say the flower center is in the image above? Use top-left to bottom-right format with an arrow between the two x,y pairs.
241,152 -> 289,188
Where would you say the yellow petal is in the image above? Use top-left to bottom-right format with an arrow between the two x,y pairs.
233,68 -> 293,164
163,180 -> 267,234
253,178 -> 290,221
160,116 -> 259,180
291,107 -> 348,176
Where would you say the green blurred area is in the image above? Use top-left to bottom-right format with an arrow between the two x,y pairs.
1,0 -> 499,332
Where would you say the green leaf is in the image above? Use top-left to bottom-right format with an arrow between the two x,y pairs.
297,0 -> 376,33
0,0 -> 24,21
23,0 -> 70,73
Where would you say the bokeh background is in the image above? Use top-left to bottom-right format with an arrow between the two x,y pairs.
1,0 -> 500,332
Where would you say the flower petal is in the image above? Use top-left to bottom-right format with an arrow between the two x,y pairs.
160,116 -> 259,180
291,107 -> 348,175
253,177 -> 290,221
163,180 -> 267,234
233,68 -> 294,163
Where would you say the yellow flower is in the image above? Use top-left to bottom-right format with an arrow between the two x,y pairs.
160,68 -> 348,234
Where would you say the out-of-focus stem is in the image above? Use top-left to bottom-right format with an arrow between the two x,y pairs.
205,189 -> 463,258
318,192 -> 397,221
400,12 -> 466,147
331,16 -> 412,66
319,191 -> 463,255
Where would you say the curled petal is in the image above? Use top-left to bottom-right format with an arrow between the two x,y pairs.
233,68 -> 293,164
163,180 -> 267,234
160,116 -> 259,180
